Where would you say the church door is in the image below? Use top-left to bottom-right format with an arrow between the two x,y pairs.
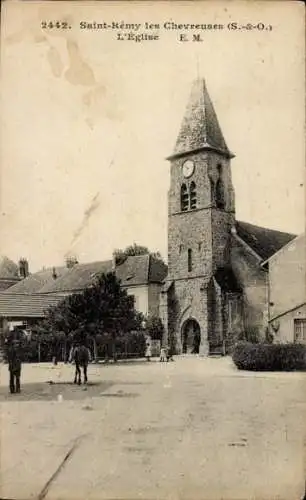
181,319 -> 201,354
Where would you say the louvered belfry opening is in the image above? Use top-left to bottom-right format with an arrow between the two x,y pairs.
180,183 -> 189,211
190,181 -> 197,209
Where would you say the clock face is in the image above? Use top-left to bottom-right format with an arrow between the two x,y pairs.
182,160 -> 195,178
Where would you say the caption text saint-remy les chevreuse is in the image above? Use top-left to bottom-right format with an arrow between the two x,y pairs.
79,21 -> 224,31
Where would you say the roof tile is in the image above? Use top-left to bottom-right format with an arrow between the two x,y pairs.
0,293 -> 66,318
3,267 -> 68,294
236,221 -> 296,261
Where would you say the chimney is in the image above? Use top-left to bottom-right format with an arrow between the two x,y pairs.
19,258 -> 29,279
112,253 -> 117,272
65,255 -> 79,269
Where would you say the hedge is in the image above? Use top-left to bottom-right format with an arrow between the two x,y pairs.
2,331 -> 146,363
232,342 -> 306,371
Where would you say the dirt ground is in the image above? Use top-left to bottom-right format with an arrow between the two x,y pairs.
0,357 -> 305,500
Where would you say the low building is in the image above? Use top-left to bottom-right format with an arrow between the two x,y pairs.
0,293 -> 67,333
0,255 -> 167,332
262,233 -> 306,344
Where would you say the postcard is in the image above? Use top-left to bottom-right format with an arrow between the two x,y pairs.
1,2 -> 305,500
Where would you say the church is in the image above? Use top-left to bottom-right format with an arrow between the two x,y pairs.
159,78 -> 297,356
0,78 -> 303,356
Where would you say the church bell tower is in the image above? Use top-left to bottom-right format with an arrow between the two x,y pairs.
161,78 -> 236,355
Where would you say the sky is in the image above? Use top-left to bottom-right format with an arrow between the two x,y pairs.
1,1 -> 305,272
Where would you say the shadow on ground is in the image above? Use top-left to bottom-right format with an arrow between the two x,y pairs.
0,380 -> 115,402
93,360 -> 157,368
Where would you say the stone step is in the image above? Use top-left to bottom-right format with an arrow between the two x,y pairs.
209,346 -> 225,356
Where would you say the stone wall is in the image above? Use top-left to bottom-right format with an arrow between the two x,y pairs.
147,283 -> 162,317
231,235 -> 268,340
168,210 -> 212,279
211,209 -> 234,271
167,279 -> 209,355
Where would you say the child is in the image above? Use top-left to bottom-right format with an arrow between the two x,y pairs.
160,346 -> 167,362
145,342 -> 152,362
7,340 -> 22,394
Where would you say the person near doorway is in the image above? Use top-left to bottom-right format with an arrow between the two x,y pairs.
192,331 -> 201,354
7,339 -> 22,394
166,345 -> 174,362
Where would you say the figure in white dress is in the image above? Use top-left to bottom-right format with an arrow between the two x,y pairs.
145,342 -> 152,362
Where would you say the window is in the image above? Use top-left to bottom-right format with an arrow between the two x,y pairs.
190,181 -> 197,209
216,164 -> 225,209
216,179 -> 225,209
180,184 -> 189,211
294,319 -> 306,343
188,248 -> 193,272
209,178 -> 215,205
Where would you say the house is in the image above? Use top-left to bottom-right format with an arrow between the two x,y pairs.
160,78 -> 299,355
262,233 -> 306,344
0,255 -> 167,333
0,293 -> 67,333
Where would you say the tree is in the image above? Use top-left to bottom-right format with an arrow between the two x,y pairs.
113,243 -> 163,266
146,315 -> 164,341
39,272 -> 143,361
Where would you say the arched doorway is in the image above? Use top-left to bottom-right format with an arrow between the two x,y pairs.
181,319 -> 201,354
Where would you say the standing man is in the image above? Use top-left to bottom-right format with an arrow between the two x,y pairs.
7,339 -> 22,394
70,341 -> 91,385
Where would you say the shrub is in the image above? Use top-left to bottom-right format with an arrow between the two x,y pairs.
146,315 -> 164,341
232,341 -> 306,371
115,331 -> 146,359
94,331 -> 146,360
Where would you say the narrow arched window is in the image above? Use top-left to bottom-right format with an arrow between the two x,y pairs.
188,248 -> 193,272
209,178 -> 215,205
190,181 -> 197,210
180,183 -> 189,211
216,164 -> 225,209
216,180 -> 225,209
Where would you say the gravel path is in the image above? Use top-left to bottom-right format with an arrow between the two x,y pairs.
1,358 -> 305,500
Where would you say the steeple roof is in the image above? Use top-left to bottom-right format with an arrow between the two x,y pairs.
168,78 -> 233,160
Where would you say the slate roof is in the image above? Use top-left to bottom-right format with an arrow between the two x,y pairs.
148,255 -> 168,283
0,256 -> 19,279
0,293 -> 66,318
5,256 -> 168,295
3,267 -> 69,294
169,78 -> 233,160
236,221 -> 296,261
117,255 -> 168,286
39,260 -> 113,293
